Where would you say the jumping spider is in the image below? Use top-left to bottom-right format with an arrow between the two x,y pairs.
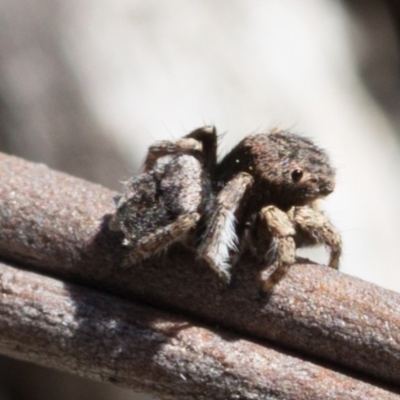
110,126 -> 341,291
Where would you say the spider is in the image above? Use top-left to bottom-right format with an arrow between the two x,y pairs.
110,126 -> 341,291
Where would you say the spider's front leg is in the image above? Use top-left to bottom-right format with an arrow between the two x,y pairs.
291,203 -> 342,269
259,206 -> 297,292
259,203 -> 342,292
197,172 -> 254,283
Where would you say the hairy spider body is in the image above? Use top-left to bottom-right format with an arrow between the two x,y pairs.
199,130 -> 341,289
111,126 -> 341,291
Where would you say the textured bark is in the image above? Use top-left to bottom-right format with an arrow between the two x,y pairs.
0,262 -> 398,400
0,152 -> 400,397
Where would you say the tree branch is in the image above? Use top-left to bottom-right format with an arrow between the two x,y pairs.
2,261 -> 397,400
0,152 -> 399,397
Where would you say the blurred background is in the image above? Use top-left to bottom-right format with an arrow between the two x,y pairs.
1,0 -> 400,399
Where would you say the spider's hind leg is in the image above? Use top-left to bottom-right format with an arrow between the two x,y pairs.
185,125 -> 218,174
144,137 -> 203,171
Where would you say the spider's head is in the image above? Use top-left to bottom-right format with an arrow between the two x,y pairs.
244,131 -> 336,209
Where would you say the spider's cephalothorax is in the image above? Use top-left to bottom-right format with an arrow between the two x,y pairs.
215,131 -> 335,211
111,126 -> 341,292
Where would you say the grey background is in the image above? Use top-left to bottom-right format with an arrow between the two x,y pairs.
0,1 -> 399,399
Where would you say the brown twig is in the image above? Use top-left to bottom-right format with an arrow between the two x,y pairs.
0,152 -> 399,397
2,261 -> 398,400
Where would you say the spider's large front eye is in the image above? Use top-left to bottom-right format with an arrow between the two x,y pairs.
291,168 -> 303,182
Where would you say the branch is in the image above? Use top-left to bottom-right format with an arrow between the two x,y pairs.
2,261 -> 397,400
0,152 -> 399,397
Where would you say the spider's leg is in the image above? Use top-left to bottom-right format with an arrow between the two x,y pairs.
292,204 -> 341,269
260,206 -> 296,292
185,125 -> 218,174
124,213 -> 200,264
197,172 -> 254,282
144,137 -> 203,171
144,125 -> 218,172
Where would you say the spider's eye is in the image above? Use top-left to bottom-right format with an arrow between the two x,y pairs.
291,168 -> 303,182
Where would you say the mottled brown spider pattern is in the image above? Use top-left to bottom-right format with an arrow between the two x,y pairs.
110,126 -> 341,292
